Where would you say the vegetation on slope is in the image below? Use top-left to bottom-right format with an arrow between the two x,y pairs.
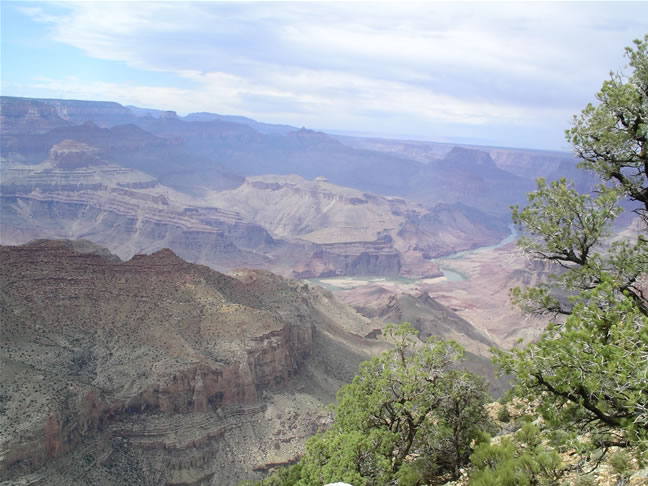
243,323 -> 493,486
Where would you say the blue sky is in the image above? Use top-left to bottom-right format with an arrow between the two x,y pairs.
2,1 -> 648,150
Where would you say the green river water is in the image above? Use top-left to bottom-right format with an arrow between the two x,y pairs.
307,225 -> 517,290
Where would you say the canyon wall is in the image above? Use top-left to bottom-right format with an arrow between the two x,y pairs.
0,241 -> 383,485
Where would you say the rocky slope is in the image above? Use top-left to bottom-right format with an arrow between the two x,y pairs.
337,134 -> 576,182
0,148 -> 404,278
337,287 -> 495,356
1,115 -> 244,192
403,147 -> 534,216
0,241 -> 386,485
310,236 -> 554,352
1,96 -> 139,130
421,243 -> 551,348
0,141 -> 287,271
145,120 -> 534,216
334,284 -> 510,396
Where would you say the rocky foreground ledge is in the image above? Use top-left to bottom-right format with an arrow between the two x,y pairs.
0,240 -> 385,485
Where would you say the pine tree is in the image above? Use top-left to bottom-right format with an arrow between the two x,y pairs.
497,35 -> 648,454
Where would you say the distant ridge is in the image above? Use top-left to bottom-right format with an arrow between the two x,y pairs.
126,104 -> 298,134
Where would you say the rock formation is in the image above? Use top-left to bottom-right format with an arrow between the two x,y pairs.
0,241 -> 384,485
0,97 -> 71,136
22,97 -> 139,127
206,174 -> 508,277
0,143 -> 279,271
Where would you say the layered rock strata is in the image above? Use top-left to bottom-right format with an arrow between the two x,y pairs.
0,241 -> 382,485
0,144 -> 463,278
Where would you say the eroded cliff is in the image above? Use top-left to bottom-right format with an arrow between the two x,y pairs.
0,241 -> 384,485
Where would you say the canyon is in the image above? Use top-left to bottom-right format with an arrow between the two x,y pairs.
0,96 -> 579,484
1,106 -> 513,278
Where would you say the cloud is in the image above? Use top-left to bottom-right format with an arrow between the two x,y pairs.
35,2 -> 645,80
12,1 -> 648,149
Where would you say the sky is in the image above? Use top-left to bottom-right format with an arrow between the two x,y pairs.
2,1 -> 648,151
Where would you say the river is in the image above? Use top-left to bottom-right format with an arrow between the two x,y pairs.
307,224 -> 518,290
433,224 -> 518,281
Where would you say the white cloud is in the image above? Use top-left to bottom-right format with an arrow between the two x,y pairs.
26,2 -> 634,80
13,1 -> 648,148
